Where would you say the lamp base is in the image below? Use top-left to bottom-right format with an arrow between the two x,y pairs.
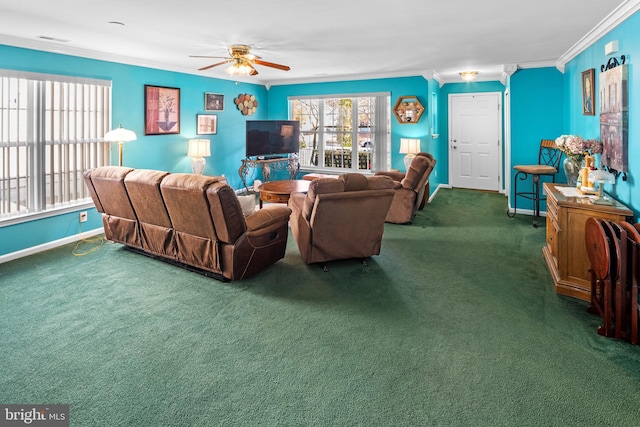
191,157 -> 206,175
403,154 -> 416,171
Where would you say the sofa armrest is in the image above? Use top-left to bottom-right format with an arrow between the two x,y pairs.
245,205 -> 292,232
375,170 -> 405,182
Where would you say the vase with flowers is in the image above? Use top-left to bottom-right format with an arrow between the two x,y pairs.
555,135 -> 603,186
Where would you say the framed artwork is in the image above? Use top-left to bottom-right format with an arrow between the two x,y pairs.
145,85 -> 180,135
599,64 -> 628,172
205,93 -> 224,111
581,69 -> 595,116
196,114 -> 217,135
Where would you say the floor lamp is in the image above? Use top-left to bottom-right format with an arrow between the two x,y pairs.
104,125 -> 137,166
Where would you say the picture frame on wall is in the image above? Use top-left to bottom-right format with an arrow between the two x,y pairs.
197,114 -> 217,135
581,69 -> 595,116
145,85 -> 180,135
205,93 -> 224,111
599,63 -> 628,173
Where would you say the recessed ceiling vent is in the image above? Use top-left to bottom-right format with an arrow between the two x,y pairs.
38,36 -> 70,43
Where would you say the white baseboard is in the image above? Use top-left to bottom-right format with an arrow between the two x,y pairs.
0,227 -> 105,264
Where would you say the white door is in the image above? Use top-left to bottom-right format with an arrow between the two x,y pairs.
449,93 -> 501,191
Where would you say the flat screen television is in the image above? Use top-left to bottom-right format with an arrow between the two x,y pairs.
246,120 -> 300,158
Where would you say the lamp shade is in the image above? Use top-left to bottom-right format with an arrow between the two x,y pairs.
105,125 -> 136,166
187,139 -> 211,158
280,125 -> 294,137
226,62 -> 253,76
104,125 -> 137,142
399,138 -> 421,155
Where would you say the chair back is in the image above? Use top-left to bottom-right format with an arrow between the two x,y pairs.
539,139 -> 563,168
83,166 -> 141,248
292,174 -> 395,263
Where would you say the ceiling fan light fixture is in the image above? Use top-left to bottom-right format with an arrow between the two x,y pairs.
226,62 -> 253,76
459,71 -> 478,82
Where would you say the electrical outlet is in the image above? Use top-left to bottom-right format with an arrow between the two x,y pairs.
79,211 -> 88,223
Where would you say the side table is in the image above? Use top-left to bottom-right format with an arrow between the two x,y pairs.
258,180 -> 310,208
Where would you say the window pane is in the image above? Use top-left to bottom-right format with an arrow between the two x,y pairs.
289,94 -> 388,173
0,71 -> 111,220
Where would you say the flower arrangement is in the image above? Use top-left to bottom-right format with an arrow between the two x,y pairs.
555,135 -> 602,160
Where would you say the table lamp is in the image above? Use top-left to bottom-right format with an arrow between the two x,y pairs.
104,125 -> 137,166
588,169 -> 616,205
187,139 -> 211,175
400,138 -> 420,171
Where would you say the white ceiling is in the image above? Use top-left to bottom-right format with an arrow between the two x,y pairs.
0,1 -> 635,86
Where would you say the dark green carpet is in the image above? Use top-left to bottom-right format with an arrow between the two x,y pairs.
1,188 -> 639,426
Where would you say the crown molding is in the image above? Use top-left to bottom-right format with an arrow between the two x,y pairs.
556,0 -> 640,72
500,64 -> 518,84
0,34 -> 263,85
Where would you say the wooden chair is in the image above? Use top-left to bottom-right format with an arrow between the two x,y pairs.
585,218 -> 617,337
608,221 -> 629,340
618,222 -> 640,344
507,139 -> 562,227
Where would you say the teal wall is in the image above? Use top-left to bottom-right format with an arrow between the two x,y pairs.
0,44 -> 266,255
561,10 -> 640,219
510,67 -> 564,167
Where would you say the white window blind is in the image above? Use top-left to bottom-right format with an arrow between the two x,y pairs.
0,70 -> 111,221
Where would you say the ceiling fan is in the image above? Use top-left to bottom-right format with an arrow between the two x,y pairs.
190,45 -> 290,76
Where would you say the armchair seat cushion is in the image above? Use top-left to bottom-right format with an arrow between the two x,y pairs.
513,165 -> 558,174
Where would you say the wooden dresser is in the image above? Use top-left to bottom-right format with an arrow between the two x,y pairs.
542,183 -> 633,302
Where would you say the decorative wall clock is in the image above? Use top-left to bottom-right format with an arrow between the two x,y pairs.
234,94 -> 258,116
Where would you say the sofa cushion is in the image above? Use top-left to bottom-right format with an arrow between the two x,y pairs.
88,166 -> 135,219
124,169 -> 172,228
161,174 -> 222,239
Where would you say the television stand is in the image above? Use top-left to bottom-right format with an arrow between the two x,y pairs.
238,156 -> 299,190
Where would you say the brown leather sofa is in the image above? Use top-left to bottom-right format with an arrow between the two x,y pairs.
288,173 -> 395,266
375,152 -> 436,224
83,166 -> 292,281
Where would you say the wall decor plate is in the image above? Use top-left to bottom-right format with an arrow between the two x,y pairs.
235,94 -> 258,116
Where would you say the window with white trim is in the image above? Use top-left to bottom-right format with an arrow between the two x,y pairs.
0,70 -> 111,222
290,93 -> 390,173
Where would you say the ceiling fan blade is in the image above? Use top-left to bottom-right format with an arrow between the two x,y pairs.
198,59 -> 233,71
253,59 -> 290,71
247,63 -> 259,76
189,55 -> 229,59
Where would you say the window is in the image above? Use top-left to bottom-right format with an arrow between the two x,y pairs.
0,70 -> 111,222
290,93 -> 390,173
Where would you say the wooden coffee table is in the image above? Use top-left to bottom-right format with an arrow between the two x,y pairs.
258,180 -> 310,208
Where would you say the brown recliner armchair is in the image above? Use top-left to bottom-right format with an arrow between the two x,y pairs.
375,152 -> 436,224
288,173 -> 395,267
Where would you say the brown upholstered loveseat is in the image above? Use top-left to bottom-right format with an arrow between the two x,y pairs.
83,166 -> 292,281
288,173 -> 395,266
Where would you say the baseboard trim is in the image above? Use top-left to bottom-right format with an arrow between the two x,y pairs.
0,227 -> 105,264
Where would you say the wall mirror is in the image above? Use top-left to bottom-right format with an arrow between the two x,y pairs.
393,96 -> 425,124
